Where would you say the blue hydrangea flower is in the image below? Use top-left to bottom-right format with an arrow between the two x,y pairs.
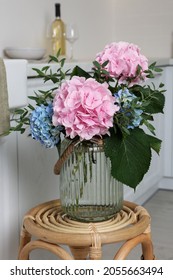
114,88 -> 143,129
30,103 -> 62,148
127,108 -> 143,129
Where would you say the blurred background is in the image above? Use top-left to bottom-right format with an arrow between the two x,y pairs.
0,0 -> 173,60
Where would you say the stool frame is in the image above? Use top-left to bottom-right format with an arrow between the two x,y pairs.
18,200 -> 155,260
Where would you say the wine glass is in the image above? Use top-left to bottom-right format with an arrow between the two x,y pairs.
65,24 -> 79,61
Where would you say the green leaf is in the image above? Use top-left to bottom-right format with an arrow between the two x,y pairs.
93,60 -> 101,69
60,58 -> 66,67
136,64 -> 142,76
28,104 -> 35,110
32,68 -> 45,77
144,90 -> 165,114
13,109 -> 25,115
148,62 -> 157,70
133,85 -> 165,114
70,66 -> 91,79
28,96 -> 40,101
143,119 -> 156,135
102,60 -> 109,68
145,134 -> 162,154
146,72 -> 155,79
154,67 -> 163,73
101,69 -> 109,75
141,113 -> 154,121
159,83 -> 165,88
48,55 -> 59,63
104,128 -> 152,189
41,66 -> 50,72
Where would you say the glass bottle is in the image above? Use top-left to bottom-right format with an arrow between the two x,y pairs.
51,3 -> 66,56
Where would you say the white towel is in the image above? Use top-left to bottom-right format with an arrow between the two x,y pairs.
4,59 -> 28,109
0,58 -> 10,135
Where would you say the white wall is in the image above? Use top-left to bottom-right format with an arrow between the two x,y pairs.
0,0 -> 114,60
113,0 -> 173,58
1,0 -> 173,60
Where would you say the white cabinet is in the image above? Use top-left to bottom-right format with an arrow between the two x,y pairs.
159,66 -> 173,190
0,134 -> 19,259
162,67 -> 173,177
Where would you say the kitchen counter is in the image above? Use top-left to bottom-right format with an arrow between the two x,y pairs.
151,57 -> 173,66
26,57 -> 173,78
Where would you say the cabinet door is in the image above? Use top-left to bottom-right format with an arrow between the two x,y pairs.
0,134 -> 19,259
161,67 -> 173,177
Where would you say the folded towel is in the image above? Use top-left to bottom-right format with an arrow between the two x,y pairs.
4,59 -> 28,109
0,58 -> 10,135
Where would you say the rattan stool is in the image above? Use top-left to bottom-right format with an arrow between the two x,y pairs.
18,200 -> 155,260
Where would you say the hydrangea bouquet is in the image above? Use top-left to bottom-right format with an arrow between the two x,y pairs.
9,42 -> 165,189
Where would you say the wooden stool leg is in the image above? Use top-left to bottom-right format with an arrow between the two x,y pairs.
88,226 -> 102,260
19,240 -> 74,260
89,246 -> 102,260
141,233 -> 155,260
114,234 -> 154,260
18,226 -> 31,259
70,246 -> 89,259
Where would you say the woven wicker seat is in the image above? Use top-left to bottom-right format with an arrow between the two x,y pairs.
18,200 -> 155,260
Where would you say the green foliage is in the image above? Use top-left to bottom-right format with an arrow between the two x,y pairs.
104,128 -> 156,189
32,54 -> 70,84
8,107 -> 30,135
132,84 -> 165,114
4,50 -> 165,190
92,60 -> 114,83
145,62 -> 163,78
71,66 -> 91,79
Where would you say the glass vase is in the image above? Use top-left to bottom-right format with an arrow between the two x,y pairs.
59,139 -> 123,222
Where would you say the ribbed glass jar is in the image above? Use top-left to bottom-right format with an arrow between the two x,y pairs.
59,140 -> 123,222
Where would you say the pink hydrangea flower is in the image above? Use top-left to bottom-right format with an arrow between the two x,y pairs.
95,41 -> 148,84
52,76 -> 119,140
